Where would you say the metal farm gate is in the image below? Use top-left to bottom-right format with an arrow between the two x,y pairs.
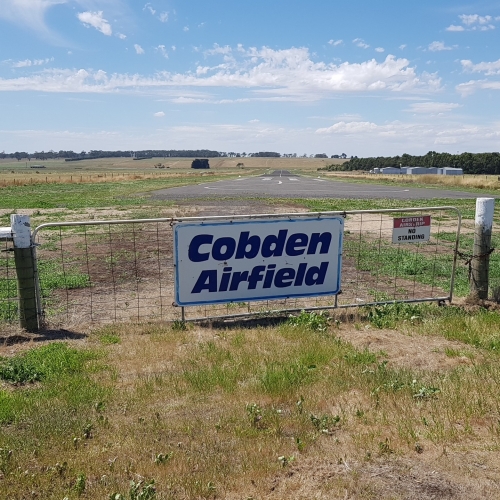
1,206 -> 461,328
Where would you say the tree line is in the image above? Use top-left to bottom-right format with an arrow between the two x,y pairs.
327,151 -> 500,175
0,150 -> 347,161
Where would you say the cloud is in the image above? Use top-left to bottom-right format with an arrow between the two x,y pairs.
134,44 -> 145,55
204,44 -> 232,56
399,44 -> 407,50
457,79 -> 500,96
328,39 -> 343,46
375,47 -> 385,53
12,57 -> 54,68
314,119 -> 500,150
0,46 -> 441,100
154,111 -> 165,117
447,14 -> 497,32
143,3 -> 155,15
78,11 -> 112,36
406,102 -> 461,114
446,25 -> 465,32
117,33 -> 126,39
183,26 -> 189,32
461,58 -> 500,75
159,12 -> 168,22
428,41 -> 453,52
353,38 -> 370,49
156,45 -> 168,58
0,0 -> 66,41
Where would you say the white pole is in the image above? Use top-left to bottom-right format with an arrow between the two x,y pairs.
471,198 -> 495,299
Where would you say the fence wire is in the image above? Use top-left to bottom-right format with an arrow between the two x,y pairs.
27,207 -> 461,326
0,238 -> 19,324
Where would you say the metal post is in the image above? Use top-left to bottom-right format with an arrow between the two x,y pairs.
471,198 -> 495,300
11,215 -> 38,331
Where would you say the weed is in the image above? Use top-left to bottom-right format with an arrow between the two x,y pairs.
278,455 -> 295,467
0,448 -> 13,474
413,385 -> 440,400
287,310 -> 329,332
154,452 -> 173,464
74,473 -> 86,496
310,413 -> 341,434
246,403 -> 263,428
129,479 -> 156,500
366,302 -> 425,329
172,320 -> 187,331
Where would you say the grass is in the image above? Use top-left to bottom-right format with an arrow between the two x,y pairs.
4,308 -> 500,497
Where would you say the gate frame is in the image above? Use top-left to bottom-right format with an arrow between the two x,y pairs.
32,205 -> 462,324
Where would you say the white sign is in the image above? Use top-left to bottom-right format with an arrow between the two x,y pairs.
392,216 -> 431,244
174,217 -> 344,306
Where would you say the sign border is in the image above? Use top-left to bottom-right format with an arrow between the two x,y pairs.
173,217 -> 344,306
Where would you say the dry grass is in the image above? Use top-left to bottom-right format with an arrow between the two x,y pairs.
0,157 -> 343,188
2,307 -> 500,499
326,171 -> 500,191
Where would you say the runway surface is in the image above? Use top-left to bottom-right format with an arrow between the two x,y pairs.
150,170 -> 493,201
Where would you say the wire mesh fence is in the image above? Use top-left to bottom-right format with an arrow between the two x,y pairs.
25,207 -> 461,326
0,238 -> 19,324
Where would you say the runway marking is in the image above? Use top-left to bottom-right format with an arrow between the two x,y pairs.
262,177 -> 272,181
289,178 -> 298,181
278,181 -> 282,185
313,178 -> 326,182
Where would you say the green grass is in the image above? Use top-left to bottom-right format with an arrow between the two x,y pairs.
0,343 -> 107,431
5,308 -> 500,497
0,175 -> 233,211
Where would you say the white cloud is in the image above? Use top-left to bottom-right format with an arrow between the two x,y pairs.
447,14 -> 497,32
205,44 -> 232,56
0,47 -> 441,100
134,44 -> 145,55
0,0 -> 66,40
406,102 -> 461,114
353,38 -> 370,49
249,119 -> 259,123
159,12 -> 168,22
428,41 -> 453,52
399,44 -> 407,50
12,57 -> 53,68
117,33 -> 127,39
78,11 -> 112,36
183,26 -> 189,32
461,58 -> 500,75
460,14 -> 492,26
154,111 -> 165,117
144,3 -> 155,15
328,39 -> 343,46
156,45 -> 168,59
375,47 -> 385,53
446,25 -> 465,32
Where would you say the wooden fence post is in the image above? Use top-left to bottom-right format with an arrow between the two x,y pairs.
471,198 -> 495,300
11,215 -> 39,331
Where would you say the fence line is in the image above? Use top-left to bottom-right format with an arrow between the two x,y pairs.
18,206 -> 459,327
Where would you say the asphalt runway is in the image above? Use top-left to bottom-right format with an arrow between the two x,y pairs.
150,170 -> 493,201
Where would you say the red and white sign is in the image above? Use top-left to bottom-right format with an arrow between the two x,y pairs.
392,216 -> 431,244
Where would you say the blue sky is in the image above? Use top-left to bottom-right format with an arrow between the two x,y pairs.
1,0 -> 500,157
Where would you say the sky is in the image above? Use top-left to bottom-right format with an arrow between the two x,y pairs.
1,0 -> 500,157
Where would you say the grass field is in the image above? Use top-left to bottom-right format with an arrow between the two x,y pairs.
2,306 -> 500,498
2,157 -> 500,498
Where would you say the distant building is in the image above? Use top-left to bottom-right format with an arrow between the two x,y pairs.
373,166 -> 463,176
441,167 -> 463,175
380,167 -> 402,174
